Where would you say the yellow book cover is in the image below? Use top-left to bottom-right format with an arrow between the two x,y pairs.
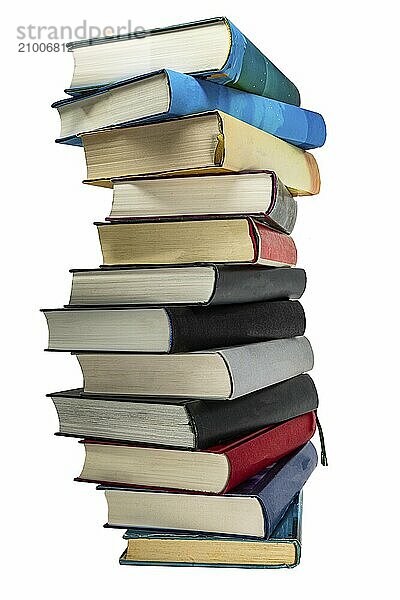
81,111 -> 320,195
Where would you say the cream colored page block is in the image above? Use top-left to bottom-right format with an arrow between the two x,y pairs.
126,539 -> 296,566
221,112 -> 320,195
77,352 -> 232,398
112,172 -> 271,216
81,444 -> 229,492
82,113 -> 219,179
70,267 -> 215,305
59,73 -> 169,138
107,491 -> 264,536
45,308 -> 170,351
98,219 -> 254,265
71,22 -> 230,87
53,397 -> 194,446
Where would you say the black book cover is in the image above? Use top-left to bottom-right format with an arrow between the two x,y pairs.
168,300 -> 305,352
50,374 -> 318,449
43,300 -> 306,353
189,374 -> 318,447
210,266 -> 306,305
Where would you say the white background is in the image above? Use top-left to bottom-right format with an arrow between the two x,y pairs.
2,1 -> 399,597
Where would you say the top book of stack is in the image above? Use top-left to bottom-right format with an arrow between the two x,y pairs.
65,17 -> 301,105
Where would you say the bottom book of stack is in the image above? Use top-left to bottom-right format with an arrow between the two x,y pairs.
120,493 -> 303,569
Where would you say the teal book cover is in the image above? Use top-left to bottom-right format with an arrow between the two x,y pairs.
67,17 -> 300,105
119,493 -> 302,569
217,18 -> 301,105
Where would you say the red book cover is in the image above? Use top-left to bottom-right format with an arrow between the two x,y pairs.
221,411 -> 316,492
249,219 -> 297,266
76,413 -> 316,493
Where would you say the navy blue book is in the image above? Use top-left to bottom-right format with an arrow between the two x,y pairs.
119,493 -> 303,569
102,442 -> 317,539
53,69 -> 326,149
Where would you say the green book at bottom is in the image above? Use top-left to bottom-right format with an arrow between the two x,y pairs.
119,492 -> 302,569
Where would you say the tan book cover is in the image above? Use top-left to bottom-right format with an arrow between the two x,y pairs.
81,111 -> 320,195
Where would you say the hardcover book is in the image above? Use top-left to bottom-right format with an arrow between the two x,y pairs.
102,443 -> 316,536
107,171 -> 298,235
119,492 -> 303,569
76,413 -> 317,493
68,265 -> 307,307
54,70 -> 325,149
81,111 -> 320,195
96,218 -> 297,267
49,374 -> 319,448
66,17 -> 300,105
75,336 -> 314,399
43,300 -> 305,352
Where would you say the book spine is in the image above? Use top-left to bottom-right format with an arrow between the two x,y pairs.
221,337 -> 314,399
250,220 -> 297,266
167,70 -> 325,150
209,266 -> 307,305
208,19 -> 301,107
167,300 -> 306,353
257,442 -> 317,536
221,113 -> 321,195
223,413 -> 317,492
187,374 -> 319,449
271,493 -> 302,539
266,178 -> 298,234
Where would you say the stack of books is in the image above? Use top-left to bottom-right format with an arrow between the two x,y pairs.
43,17 -> 327,569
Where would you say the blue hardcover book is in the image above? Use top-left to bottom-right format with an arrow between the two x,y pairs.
102,442 -> 317,539
53,69 -> 326,149
66,17 -> 301,106
119,493 -> 303,569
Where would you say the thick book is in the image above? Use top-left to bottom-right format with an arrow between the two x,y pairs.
96,218 -> 297,267
43,300 -> 305,353
66,17 -> 300,105
49,374 -> 319,448
76,413 -> 317,493
107,171 -> 297,235
54,70 -> 325,149
81,111 -> 320,196
119,492 -> 303,569
76,337 -> 314,399
105,443 -> 315,537
68,265 -> 307,307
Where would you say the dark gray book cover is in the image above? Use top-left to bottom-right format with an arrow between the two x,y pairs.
68,265 -> 307,307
